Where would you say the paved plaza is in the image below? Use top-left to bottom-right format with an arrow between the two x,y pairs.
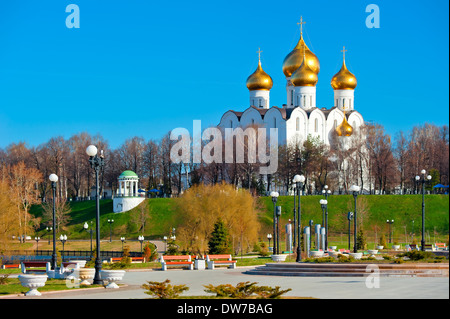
6,266 -> 449,299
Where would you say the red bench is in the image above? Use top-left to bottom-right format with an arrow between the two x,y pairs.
1,264 -> 21,270
206,254 -> 237,270
160,255 -> 193,271
21,261 -> 50,274
110,256 -> 145,263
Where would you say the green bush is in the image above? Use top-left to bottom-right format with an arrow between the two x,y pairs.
204,281 -> 291,299
141,279 -> 189,299
398,250 -> 434,261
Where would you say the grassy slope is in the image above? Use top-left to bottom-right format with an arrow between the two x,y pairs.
31,195 -> 449,240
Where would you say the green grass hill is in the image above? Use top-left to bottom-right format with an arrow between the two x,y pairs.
31,195 -> 449,242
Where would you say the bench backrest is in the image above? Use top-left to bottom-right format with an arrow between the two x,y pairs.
23,262 -> 48,267
161,255 -> 191,262
435,243 -> 446,247
206,254 -> 232,261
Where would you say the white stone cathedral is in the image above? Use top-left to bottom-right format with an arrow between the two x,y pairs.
218,18 -> 364,148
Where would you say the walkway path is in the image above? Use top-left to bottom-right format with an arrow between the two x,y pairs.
6,266 -> 449,299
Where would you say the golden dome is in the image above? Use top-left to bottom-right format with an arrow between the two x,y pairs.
336,114 -> 353,137
290,49 -> 318,87
282,36 -> 320,77
331,48 -> 357,90
246,60 -> 273,91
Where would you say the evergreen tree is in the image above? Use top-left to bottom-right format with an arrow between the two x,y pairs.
208,218 -> 232,254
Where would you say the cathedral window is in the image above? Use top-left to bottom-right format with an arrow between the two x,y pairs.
259,99 -> 262,107
334,119 -> 337,128
310,96 -> 312,107
274,117 -> 277,128
303,95 -> 306,107
314,118 -> 318,133
296,117 -> 299,131
291,90 -> 294,105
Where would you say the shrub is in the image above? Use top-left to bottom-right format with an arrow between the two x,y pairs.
0,274 -> 9,285
398,250 -> 434,261
204,281 -> 291,299
141,279 -> 189,299
379,234 -> 387,247
143,242 -> 158,262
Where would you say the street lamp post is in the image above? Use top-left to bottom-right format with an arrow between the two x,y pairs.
276,206 -> 282,254
46,227 -> 52,245
293,175 -> 305,262
322,185 -> 331,250
108,219 -> 114,243
86,144 -> 105,285
138,235 -> 145,253
292,183 -> 297,250
386,219 -> 394,245
59,234 -> 67,262
415,170 -> 432,251
347,212 -> 354,250
349,185 -> 360,253
163,236 -> 167,252
49,174 -> 58,270
270,191 -> 279,255
35,237 -> 40,254
319,199 -> 328,250
121,237 -> 126,251
267,233 -> 272,252
83,222 -> 94,260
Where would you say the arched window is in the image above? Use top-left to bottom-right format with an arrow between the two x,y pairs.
297,95 -> 300,106
349,99 -> 352,108
343,99 -> 346,108
252,99 -> 255,106
274,117 -> 277,128
291,90 -> 294,105
310,96 -> 313,107
259,99 -> 262,107
296,117 -> 300,131
314,118 -> 318,133
334,119 -> 337,128
230,120 -> 233,128
252,118 -> 255,125
303,95 -> 306,107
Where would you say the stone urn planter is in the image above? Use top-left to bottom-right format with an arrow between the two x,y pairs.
310,250 -> 324,258
271,254 -> 287,262
392,245 -> 401,251
349,252 -> 363,260
78,268 -> 96,285
18,274 -> 48,296
328,246 -> 337,251
100,270 -> 125,289
367,250 -> 378,256
376,245 -> 384,250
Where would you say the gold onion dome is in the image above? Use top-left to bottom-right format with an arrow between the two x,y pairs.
282,18 -> 320,77
331,48 -> 357,90
291,48 -> 318,87
336,114 -> 353,137
246,59 -> 273,91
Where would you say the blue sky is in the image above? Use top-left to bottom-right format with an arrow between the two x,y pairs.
0,0 -> 448,149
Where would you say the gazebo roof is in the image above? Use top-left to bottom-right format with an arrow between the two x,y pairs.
119,170 -> 138,179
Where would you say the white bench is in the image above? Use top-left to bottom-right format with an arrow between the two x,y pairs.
160,255 -> 194,271
206,254 -> 237,270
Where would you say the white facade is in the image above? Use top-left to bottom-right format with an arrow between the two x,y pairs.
249,90 -> 270,109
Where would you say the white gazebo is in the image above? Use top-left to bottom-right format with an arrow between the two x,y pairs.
113,170 -> 145,213
117,170 -> 139,197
